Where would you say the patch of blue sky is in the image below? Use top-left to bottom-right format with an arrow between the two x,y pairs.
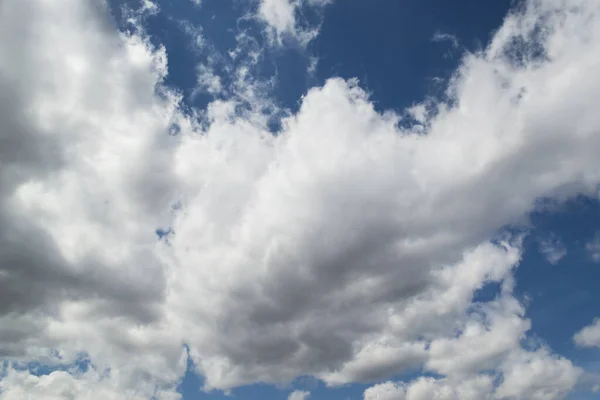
1,355 -> 92,377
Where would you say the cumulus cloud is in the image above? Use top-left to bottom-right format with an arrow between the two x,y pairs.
0,0 -> 186,395
0,365 -> 181,400
364,347 -> 581,400
2,0 -> 600,398
364,376 -> 495,400
574,319 -> 600,348
496,349 -> 582,400
174,0 -> 600,389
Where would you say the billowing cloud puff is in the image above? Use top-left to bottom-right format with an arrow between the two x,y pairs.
574,319 -> 600,348
1,0 -> 600,398
0,365 -> 181,400
364,347 -> 581,400
364,376 -> 495,400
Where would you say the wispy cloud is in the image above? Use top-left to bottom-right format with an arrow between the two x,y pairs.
537,233 -> 567,265
586,233 -> 600,263
432,31 -> 460,48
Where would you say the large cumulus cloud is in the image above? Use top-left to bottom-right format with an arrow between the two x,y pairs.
1,0 -> 600,398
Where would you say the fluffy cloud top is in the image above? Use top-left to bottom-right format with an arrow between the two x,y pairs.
363,348 -> 581,400
574,319 -> 600,348
1,0 -> 600,398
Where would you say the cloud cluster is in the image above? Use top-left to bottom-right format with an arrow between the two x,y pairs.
0,365 -> 181,400
364,346 -> 581,400
1,0 -> 600,398
0,0 -> 186,396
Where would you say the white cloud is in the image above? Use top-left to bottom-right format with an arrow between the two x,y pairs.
495,349 -> 582,400
0,0 -> 186,396
364,381 -> 406,400
0,365 -> 181,400
407,103 -> 428,124
1,0 -> 600,398
425,295 -> 530,378
288,390 -> 310,400
364,376 -> 494,400
259,0 -> 297,35
196,64 -> 223,95
432,32 -> 460,49
257,0 -> 333,45
574,319 -> 600,348
586,233 -> 600,263
537,234 -> 567,265
365,348 -> 581,400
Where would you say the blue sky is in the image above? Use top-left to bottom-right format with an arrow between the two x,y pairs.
1,0 -> 600,399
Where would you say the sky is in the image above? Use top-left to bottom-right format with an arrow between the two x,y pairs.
1,0 -> 600,399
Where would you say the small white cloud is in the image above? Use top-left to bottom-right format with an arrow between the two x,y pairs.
288,390 -> 310,400
406,103 -> 428,124
307,56 -> 319,76
537,234 -> 567,265
142,0 -> 158,12
196,64 -> 223,95
586,233 -> 600,263
574,319 -> 600,348
432,32 -> 460,48
257,0 -> 333,45
259,0 -> 297,36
